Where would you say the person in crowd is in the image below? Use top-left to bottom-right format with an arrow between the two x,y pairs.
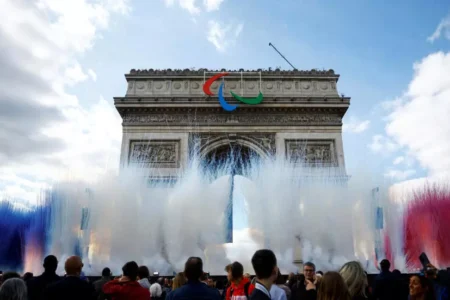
158,277 -> 169,300
201,273 -> 209,285
425,264 -> 448,300
207,278 -> 215,288
215,279 -> 226,298
44,256 -> 95,300
164,277 -> 172,295
292,262 -> 318,300
287,273 -> 295,285
317,272 -> 350,300
250,249 -> 278,300
392,269 -> 410,300
150,277 -> 163,299
373,259 -> 395,300
27,255 -> 61,300
225,261 -> 255,300
172,272 -> 186,291
93,267 -> 112,300
339,261 -> 369,300
0,278 -> 28,300
103,261 -> 150,300
409,275 -> 436,300
166,257 -> 221,300
22,272 -> 33,283
303,263 -> 317,285
316,271 -> 324,276
244,273 -> 251,279
205,276 -> 221,297
287,273 -> 299,292
1,272 -> 21,284
270,269 -> 290,300
137,266 -> 151,289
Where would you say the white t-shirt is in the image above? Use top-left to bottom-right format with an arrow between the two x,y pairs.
150,282 -> 162,297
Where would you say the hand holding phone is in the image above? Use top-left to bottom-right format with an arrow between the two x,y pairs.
419,252 -> 431,269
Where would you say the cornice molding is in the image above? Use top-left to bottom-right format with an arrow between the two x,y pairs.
127,68 -> 338,78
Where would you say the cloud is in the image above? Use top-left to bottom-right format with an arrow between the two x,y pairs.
342,117 -> 370,133
0,0 -> 128,202
368,135 -> 399,154
383,51 -> 450,177
203,0 -> 225,12
384,169 -> 417,181
88,69 -> 97,81
64,63 -> 89,86
427,14 -> 450,42
207,20 -> 243,52
393,156 -> 405,165
164,0 -> 201,15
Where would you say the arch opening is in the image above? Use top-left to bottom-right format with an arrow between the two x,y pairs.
201,143 -> 262,177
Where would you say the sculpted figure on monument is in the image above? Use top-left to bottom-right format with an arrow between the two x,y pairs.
130,143 -> 177,163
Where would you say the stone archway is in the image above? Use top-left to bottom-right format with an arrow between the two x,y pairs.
201,143 -> 262,177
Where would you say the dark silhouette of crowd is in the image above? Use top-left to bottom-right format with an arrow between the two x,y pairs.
0,252 -> 449,300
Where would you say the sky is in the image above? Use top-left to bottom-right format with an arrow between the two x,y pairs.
0,0 -> 450,204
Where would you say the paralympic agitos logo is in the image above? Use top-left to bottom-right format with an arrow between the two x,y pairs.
203,72 -> 264,111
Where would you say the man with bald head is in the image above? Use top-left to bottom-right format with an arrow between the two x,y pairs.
44,256 -> 95,300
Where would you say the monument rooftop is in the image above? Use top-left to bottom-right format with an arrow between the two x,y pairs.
126,68 -> 340,79
115,68 -> 350,118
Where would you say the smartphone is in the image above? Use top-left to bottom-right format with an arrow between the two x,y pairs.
419,252 -> 430,269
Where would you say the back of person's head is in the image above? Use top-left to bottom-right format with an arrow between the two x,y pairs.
184,257 -> 203,281
317,272 -> 350,300
339,261 -> 367,298
392,269 -> 401,276
102,267 -> 111,277
138,266 -> 150,280
316,271 -> 324,276
172,272 -> 186,290
22,272 -> 33,282
251,249 -> 277,280
122,261 -> 139,281
158,277 -> 164,285
380,259 -> 390,272
64,256 -> 83,276
231,262 -> 244,281
2,272 -> 21,282
0,278 -> 28,300
215,279 -> 224,290
43,255 -> 58,273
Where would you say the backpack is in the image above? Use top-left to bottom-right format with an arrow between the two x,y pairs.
230,282 -> 251,298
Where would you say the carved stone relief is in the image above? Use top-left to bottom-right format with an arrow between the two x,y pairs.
126,79 -> 340,97
190,133 -> 276,158
285,140 -> 336,167
128,140 -> 180,168
123,113 -> 342,126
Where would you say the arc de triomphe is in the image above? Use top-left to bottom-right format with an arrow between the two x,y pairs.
114,68 -> 350,183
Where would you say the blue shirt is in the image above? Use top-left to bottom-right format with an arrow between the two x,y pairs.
166,281 -> 221,300
270,285 -> 287,300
